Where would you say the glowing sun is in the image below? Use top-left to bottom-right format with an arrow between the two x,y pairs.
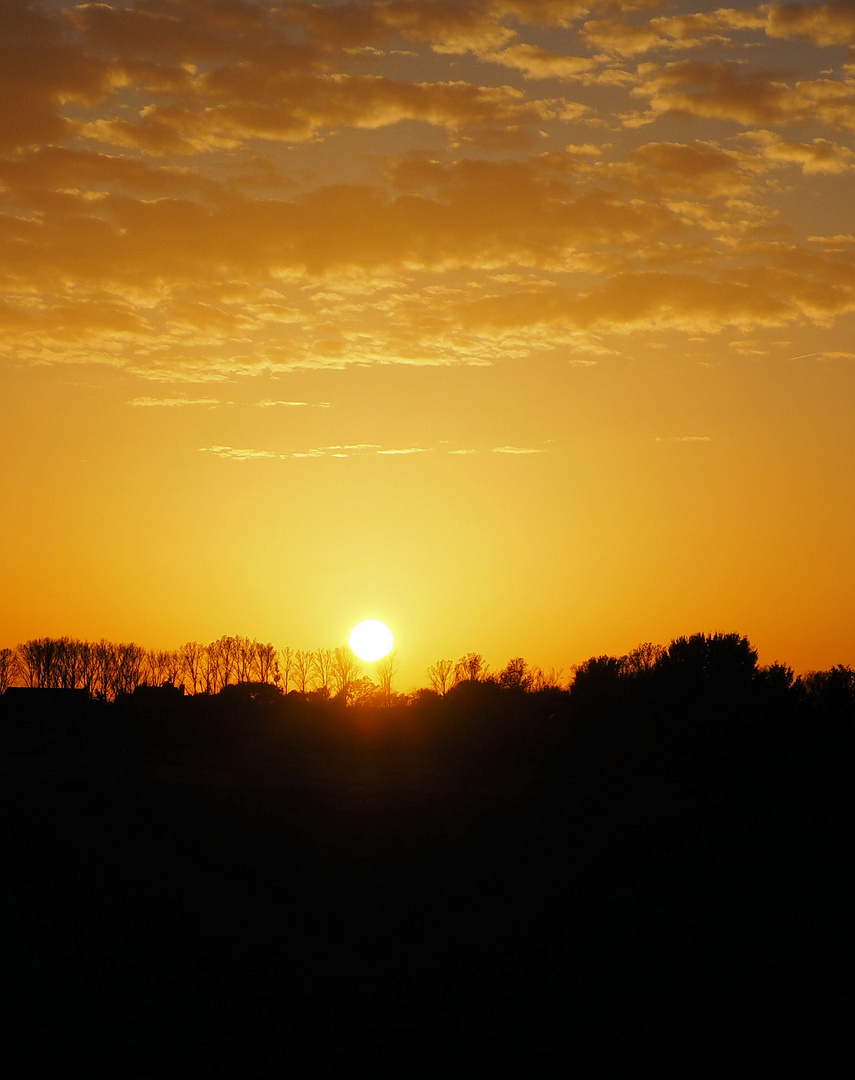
349,619 -> 394,662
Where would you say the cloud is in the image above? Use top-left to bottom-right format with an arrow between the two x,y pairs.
743,130 -> 855,173
199,445 -> 277,459
455,250 -> 855,334
80,76 -> 558,155
376,446 -> 430,454
809,234 -> 855,247
0,0 -> 109,152
257,399 -> 331,408
631,60 -> 855,132
323,444 -> 382,452
582,8 -> 766,57
1,0 -> 854,381
131,396 -> 226,407
492,445 -> 545,454
765,2 -> 855,47
655,435 -> 712,442
485,43 -> 603,80
604,139 -> 755,196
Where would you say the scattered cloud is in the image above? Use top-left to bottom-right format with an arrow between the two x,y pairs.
655,436 -> 713,442
0,0 -> 853,381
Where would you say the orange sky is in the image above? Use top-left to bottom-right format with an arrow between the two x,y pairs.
2,0 -> 855,689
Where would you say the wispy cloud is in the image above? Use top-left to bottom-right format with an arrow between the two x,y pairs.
655,436 -> 713,443
492,445 -> 546,454
199,445 -> 277,459
132,396 -> 228,408
197,441 -> 554,461
257,399 -> 331,408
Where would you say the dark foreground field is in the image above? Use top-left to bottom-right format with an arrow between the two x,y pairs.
2,741 -> 851,1079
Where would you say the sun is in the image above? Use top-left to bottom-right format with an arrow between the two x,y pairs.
349,619 -> 394,662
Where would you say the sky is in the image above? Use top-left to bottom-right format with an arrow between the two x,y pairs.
2,0 -> 855,689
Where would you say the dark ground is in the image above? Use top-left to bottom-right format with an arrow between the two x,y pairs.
1,747 -> 851,1077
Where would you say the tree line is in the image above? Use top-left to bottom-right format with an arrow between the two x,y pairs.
2,631 -> 853,720
0,634 -> 402,705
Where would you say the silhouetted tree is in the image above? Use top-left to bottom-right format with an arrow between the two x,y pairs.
759,662 -> 795,692
349,675 -> 379,705
180,641 -> 204,694
17,638 -> 56,688
656,632 -> 758,701
0,647 -> 18,693
251,641 -> 279,685
528,665 -> 565,691
427,659 -> 455,696
376,651 -> 399,706
801,665 -> 855,720
331,646 -> 361,703
312,648 -> 333,693
293,650 -> 313,694
569,654 -> 623,704
218,635 -> 240,690
278,646 -> 294,692
234,635 -> 255,684
114,643 -> 146,697
144,649 -> 173,687
498,657 -> 531,691
455,652 -> 487,683
621,641 -> 664,677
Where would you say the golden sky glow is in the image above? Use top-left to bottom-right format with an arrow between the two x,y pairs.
2,0 -> 855,687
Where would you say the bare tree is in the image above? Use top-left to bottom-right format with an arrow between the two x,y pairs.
235,635 -> 255,684
293,649 -> 313,694
203,635 -> 240,693
75,639 -> 95,695
114,643 -> 145,697
91,640 -> 114,701
253,642 -> 280,685
0,648 -> 18,693
217,635 -> 239,689
427,658 -> 455,696
202,641 -> 219,693
54,637 -> 81,689
529,665 -> 565,691
332,646 -> 361,704
454,652 -> 487,684
180,641 -> 204,694
312,648 -> 333,693
144,649 -> 172,686
278,646 -> 294,693
376,651 -> 399,706
17,638 -> 56,688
